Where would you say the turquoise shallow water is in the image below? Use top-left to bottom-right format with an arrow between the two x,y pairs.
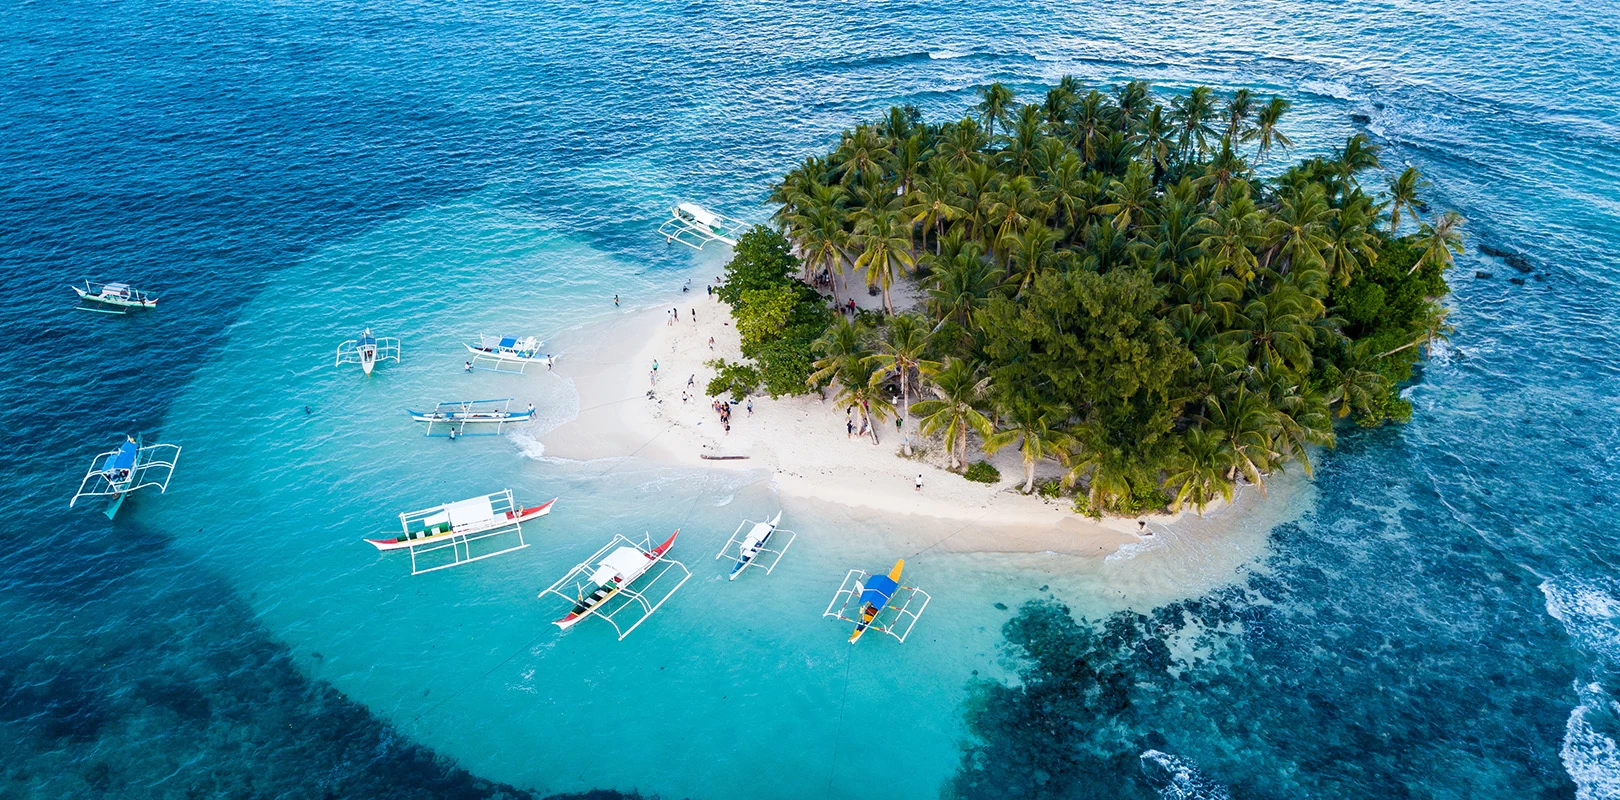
3,0 -> 1619,797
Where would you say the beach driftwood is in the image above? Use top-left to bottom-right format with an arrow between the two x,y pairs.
700,454 -> 749,461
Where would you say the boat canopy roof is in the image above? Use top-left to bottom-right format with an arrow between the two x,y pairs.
499,336 -> 517,349
860,574 -> 899,607
101,440 -> 138,473
104,282 -> 130,293
675,202 -> 715,226
598,545 -> 649,579
417,495 -> 497,529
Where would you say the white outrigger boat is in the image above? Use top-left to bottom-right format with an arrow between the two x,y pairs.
72,281 -> 157,314
715,511 -> 796,580
657,202 -> 749,250
541,531 -> 691,640
408,398 -> 534,437
335,328 -> 401,375
69,434 -> 182,519
465,334 -> 545,374
366,489 -> 554,575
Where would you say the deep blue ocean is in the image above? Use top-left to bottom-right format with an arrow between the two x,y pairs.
3,0 -> 1619,797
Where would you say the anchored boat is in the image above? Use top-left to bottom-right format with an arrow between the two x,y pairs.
715,511 -> 795,580
465,334 -> 545,373
335,328 -> 401,375
69,433 -> 182,519
366,490 -> 553,575
823,559 -> 931,644
541,531 -> 691,640
656,202 -> 749,250
72,280 -> 157,314
408,398 -> 534,437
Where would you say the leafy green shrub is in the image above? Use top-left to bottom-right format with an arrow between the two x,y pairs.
705,358 -> 760,401
717,226 -> 831,398
963,460 -> 1001,483
1036,479 -> 1063,500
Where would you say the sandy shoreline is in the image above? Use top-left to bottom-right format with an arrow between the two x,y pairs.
537,286 -> 1232,557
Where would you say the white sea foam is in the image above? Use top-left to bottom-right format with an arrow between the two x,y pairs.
928,50 -> 969,60
1541,578 -> 1620,663
1140,750 -> 1230,800
1563,683 -> 1620,800
1299,78 -> 1354,101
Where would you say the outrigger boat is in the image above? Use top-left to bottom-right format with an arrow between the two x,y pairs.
69,433 -> 182,519
656,202 -> 749,250
465,334 -> 545,374
541,531 -> 692,640
335,328 -> 401,375
366,489 -> 552,575
715,511 -> 795,580
72,280 -> 157,314
407,398 -> 534,437
823,559 -> 932,644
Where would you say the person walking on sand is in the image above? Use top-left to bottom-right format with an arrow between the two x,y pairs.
687,374 -> 695,388
673,307 -> 680,322
708,336 -> 715,350
746,398 -> 753,416
915,473 -> 923,492
846,416 -> 855,439
691,308 -> 696,323
545,354 -> 554,371
652,359 -> 659,374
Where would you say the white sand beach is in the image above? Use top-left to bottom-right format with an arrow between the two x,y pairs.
540,284 -> 1226,557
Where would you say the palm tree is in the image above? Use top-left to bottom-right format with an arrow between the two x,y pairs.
1194,138 -> 1250,205
1070,90 -> 1110,164
832,357 -> 895,445
1000,105 -> 1046,175
911,358 -> 994,469
904,169 -> 964,256
927,249 -> 1003,331
1113,80 -> 1152,132
797,203 -> 854,304
1202,385 -> 1278,491
832,124 -> 889,185
1414,210 -> 1466,275
1044,151 -> 1094,237
939,117 -> 989,170
1323,195 -> 1380,285
975,82 -> 1016,138
808,317 -> 869,389
1002,223 -> 1064,297
1197,189 -> 1262,280
1225,290 -> 1316,374
1243,96 -> 1294,167
865,314 -> 941,456
986,174 -> 1045,255
983,398 -> 1074,493
1170,86 -> 1218,160
1329,341 -> 1391,419
1137,105 -> 1175,180
1335,133 -> 1382,192
1386,166 -> 1427,234
1165,427 -> 1237,515
851,207 -> 917,314
1096,160 -> 1155,231
1262,184 -> 1332,273
1223,89 -> 1254,141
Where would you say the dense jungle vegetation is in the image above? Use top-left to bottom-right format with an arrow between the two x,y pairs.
718,79 -> 1461,515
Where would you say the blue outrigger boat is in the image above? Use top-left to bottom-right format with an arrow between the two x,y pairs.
69,434 -> 182,519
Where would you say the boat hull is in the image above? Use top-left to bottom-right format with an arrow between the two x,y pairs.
849,559 -> 904,644
366,498 -> 555,551
73,286 -> 156,309
728,517 -> 779,580
407,410 -> 535,424
553,530 -> 678,630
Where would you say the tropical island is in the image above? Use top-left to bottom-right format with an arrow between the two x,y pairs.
701,79 -> 1461,517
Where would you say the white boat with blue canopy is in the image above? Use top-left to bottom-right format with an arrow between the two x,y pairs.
70,434 -> 182,519
72,280 -> 157,314
335,328 -> 400,375
822,561 -> 931,644
657,202 -> 749,250
465,334 -> 544,374
715,511 -> 795,580
408,398 -> 534,437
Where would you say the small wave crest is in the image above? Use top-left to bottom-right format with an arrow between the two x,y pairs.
1139,750 -> 1230,800
1541,578 -> 1620,664
1564,683 -> 1620,800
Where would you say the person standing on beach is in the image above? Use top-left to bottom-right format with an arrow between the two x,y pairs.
846,417 -> 854,439
708,336 -> 715,350
746,398 -> 753,416
915,473 -> 923,492
673,307 -> 680,322
614,294 -> 619,307
691,308 -> 696,323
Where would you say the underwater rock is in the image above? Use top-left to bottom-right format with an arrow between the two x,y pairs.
1475,271 -> 1493,279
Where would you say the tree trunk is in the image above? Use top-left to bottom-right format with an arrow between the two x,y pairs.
863,401 -> 880,445
1023,457 -> 1035,494
899,374 -> 912,456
